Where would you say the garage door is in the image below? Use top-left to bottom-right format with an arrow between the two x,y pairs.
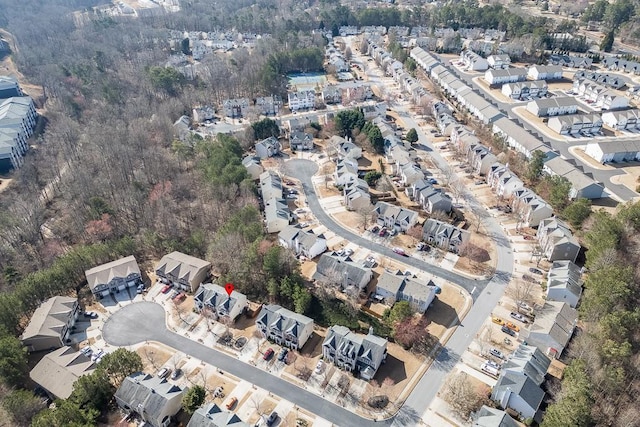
101,290 -> 110,297
117,284 -> 126,291
127,281 -> 136,288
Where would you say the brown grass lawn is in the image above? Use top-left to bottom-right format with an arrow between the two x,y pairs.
136,342 -> 174,373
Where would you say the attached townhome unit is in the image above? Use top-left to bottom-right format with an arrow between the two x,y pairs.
422,218 -> 470,253
0,96 -> 37,135
575,81 -> 629,110
241,155 -> 264,180
313,252 -> 373,292
546,260 -> 583,308
187,402 -> 251,427
542,156 -> 605,199
548,113 -> 603,136
85,255 -> 142,299
491,344 -> 550,423
521,301 -> 577,359
373,201 -> 419,232
603,57 -> 640,74
472,406 -> 520,427
255,95 -> 283,116
484,68 -> 527,86
0,76 -> 23,98
222,98 -> 249,118
192,105 -> 215,123
526,97 -> 578,117
501,80 -> 548,100
155,252 -> 211,293
255,136 -> 281,159
527,65 -> 563,81
278,225 -> 327,259
289,131 -> 313,151
511,188 -> 554,227
456,88 -> 504,124
469,144 -> 499,176
584,139 -> 640,164
321,86 -> 342,105
343,178 -> 371,210
30,346 -> 96,400
376,269 -> 437,314
20,296 -> 79,352
487,164 -> 524,199
259,170 -> 283,201
287,90 -> 316,111
410,47 -> 441,74
601,108 -> 640,131
255,304 -> 314,350
334,158 -> 359,186
399,162 -> 424,186
459,50 -> 489,71
0,96 -> 37,170
194,283 -> 247,321
115,372 -> 185,427
548,54 -> 592,69
573,70 -> 625,90
407,179 -> 452,214
487,54 -> 511,69
536,217 -> 580,262
322,325 -> 388,380
329,135 -> 362,160
264,198 -> 291,233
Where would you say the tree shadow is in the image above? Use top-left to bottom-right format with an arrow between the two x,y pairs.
431,346 -> 461,372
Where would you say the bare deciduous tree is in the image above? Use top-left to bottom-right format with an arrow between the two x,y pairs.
441,372 -> 487,420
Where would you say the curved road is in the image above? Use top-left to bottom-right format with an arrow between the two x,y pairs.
283,160 -> 491,300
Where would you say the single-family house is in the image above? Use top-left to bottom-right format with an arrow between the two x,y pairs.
259,170 -> 283,201
115,372 -> 185,427
155,252 -> 211,293
264,198 -> 291,233
20,296 -> 79,352
487,54 -> 511,69
289,131 -> 313,151
521,301 -> 578,359
255,136 -> 281,159
194,282 -> 247,321
222,98 -> 249,118
255,304 -> 314,350
313,252 -> 373,292
322,325 -> 387,380
422,219 -> 470,253
546,260 -> 582,308
84,255 -> 142,299
527,65 -> 563,81
187,402 -> 251,427
242,156 -> 264,180
173,116 -> 190,141
473,406 -> 520,427
30,346 -> 95,400
491,371 -> 545,423
526,97 -> 578,117
376,270 -> 437,314
511,188 -> 554,228
192,106 -> 215,123
288,90 -> 315,111
373,201 -> 419,232
536,217 -> 580,263
278,225 -> 327,259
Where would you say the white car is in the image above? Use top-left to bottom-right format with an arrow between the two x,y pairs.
314,360 -> 325,375
91,350 -> 104,361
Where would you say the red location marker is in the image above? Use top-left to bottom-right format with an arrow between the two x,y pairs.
224,283 -> 234,297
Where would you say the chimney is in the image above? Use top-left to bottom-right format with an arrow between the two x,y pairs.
368,326 -> 374,335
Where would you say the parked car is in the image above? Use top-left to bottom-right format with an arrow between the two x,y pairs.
378,228 -> 387,237
91,350 -> 104,362
157,367 -> 171,379
416,242 -> 425,251
277,348 -> 289,362
175,292 -> 187,302
485,359 -> 501,369
266,411 -> 278,426
489,348 -> 504,359
517,301 -> 532,312
392,247 -> 408,256
474,180 -> 485,185
491,316 -> 505,326
344,248 -> 354,257
161,284 -> 172,294
528,267 -> 543,275
226,397 -> 238,410
481,362 -> 500,376
263,348 -> 274,361
314,360 -> 325,374
510,312 -> 527,323
523,235 -> 534,240
170,290 -> 180,300
388,228 -> 397,236
505,322 -> 520,332
170,368 -> 182,380
427,178 -> 438,185
371,225 -> 380,233
213,386 -> 224,398
137,285 -> 145,294
83,311 -> 98,319
80,347 -> 93,357
501,325 -> 517,337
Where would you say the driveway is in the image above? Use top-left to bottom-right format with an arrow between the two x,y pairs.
103,302 -> 397,426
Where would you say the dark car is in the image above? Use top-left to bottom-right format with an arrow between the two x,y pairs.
277,348 -> 288,362
522,274 -> 538,284
83,311 -> 99,319
266,411 -> 278,426
371,225 -> 380,233
170,368 -> 182,380
501,325 -> 517,337
263,348 -> 274,361
528,267 -> 543,275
